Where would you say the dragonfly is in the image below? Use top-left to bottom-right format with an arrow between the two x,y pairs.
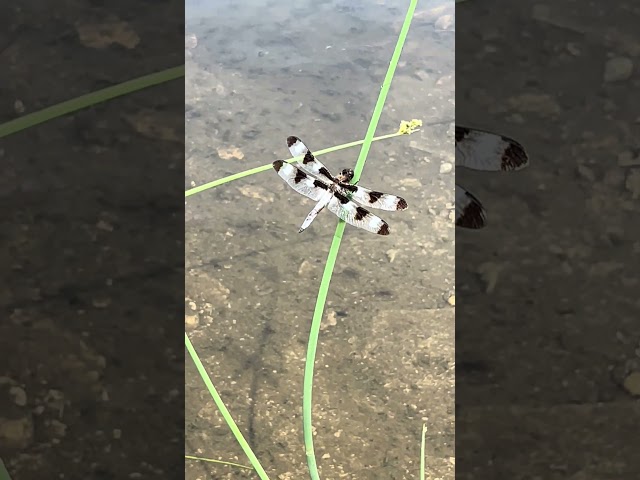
455,126 -> 529,229
273,136 -> 408,235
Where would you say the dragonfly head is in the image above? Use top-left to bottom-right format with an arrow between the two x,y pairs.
338,168 -> 355,183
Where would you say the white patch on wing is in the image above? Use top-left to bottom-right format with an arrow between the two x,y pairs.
298,190 -> 332,232
287,137 -> 308,158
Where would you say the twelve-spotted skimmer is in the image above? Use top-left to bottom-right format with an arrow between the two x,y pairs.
273,136 -> 408,235
455,126 -> 529,229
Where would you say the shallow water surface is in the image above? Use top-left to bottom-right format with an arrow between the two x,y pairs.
185,1 -> 455,478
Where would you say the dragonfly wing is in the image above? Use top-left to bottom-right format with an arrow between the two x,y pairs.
455,184 -> 486,229
298,191 -> 332,233
456,126 -> 529,172
326,192 -> 391,235
341,183 -> 408,211
287,136 -> 336,183
273,160 -> 329,202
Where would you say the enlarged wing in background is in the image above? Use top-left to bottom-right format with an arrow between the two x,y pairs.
455,185 -> 486,229
455,126 -> 529,229
455,126 -> 529,171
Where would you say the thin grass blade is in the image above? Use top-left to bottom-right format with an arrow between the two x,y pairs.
302,1 -> 419,478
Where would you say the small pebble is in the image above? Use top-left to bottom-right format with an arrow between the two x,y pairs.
0,416 -> 34,448
440,162 -> 453,174
604,57 -> 633,83
10,386 -> 27,406
435,14 -> 453,30
577,165 -> 595,182
623,371 -> 640,396
96,220 -> 113,232
50,419 -> 67,437
398,177 -> 421,188
185,315 -> 199,331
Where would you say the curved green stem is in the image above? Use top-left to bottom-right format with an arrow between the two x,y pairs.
303,222 -> 346,479
302,1 -> 419,478
185,333 -> 271,479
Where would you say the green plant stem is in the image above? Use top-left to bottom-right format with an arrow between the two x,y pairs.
302,222 -> 346,478
302,1 -> 419,479
185,333 -> 270,480
0,458 -> 11,480
184,131 -> 402,198
351,2 -> 418,182
185,118 -> 454,197
420,424 -> 427,480
0,65 -> 184,139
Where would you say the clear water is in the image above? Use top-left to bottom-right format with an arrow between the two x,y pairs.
185,1 -> 455,478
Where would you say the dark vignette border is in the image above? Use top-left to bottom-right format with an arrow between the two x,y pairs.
1,1 -> 184,478
456,2 -> 640,479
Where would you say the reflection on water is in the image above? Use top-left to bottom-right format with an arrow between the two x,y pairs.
185,1 -> 454,478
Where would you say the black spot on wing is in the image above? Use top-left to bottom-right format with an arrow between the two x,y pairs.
318,167 -> 334,180
367,191 -> 383,204
293,168 -> 307,183
457,208 -> 485,229
397,198 -> 408,210
501,139 -> 528,170
354,206 -> 369,221
287,136 -> 299,148
273,160 -> 284,172
341,184 -> 358,193
313,179 -> 329,190
335,192 -> 350,204
455,126 -> 470,143
377,223 -> 390,235
302,151 -> 315,165
457,191 -> 485,229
